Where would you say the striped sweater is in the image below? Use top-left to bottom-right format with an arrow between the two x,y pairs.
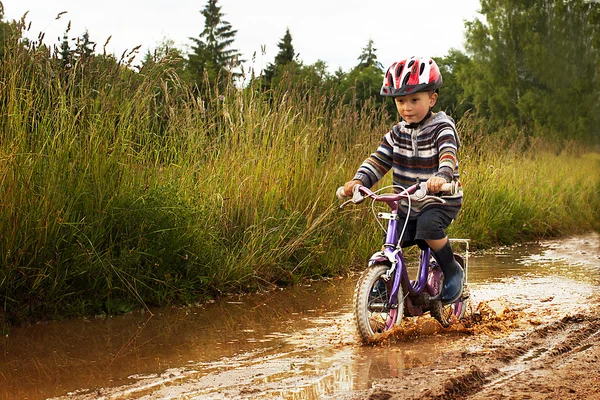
353,111 -> 462,216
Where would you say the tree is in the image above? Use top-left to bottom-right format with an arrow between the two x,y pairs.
58,23 -> 73,70
335,64 -> 384,112
356,39 -> 383,70
142,38 -> 185,73
436,49 -> 474,120
263,28 -> 296,86
57,26 -> 96,80
272,28 -> 295,67
332,39 -> 385,113
460,0 -> 599,142
187,0 -> 243,88
75,30 -> 95,60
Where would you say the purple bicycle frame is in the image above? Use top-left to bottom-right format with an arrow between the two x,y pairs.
378,200 -> 433,308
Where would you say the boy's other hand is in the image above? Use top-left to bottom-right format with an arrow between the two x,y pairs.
426,176 -> 447,193
343,179 -> 363,196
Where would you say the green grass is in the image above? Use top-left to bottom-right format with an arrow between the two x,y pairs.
451,122 -> 600,246
0,32 -> 598,327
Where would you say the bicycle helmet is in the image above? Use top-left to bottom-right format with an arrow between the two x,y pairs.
380,56 -> 443,97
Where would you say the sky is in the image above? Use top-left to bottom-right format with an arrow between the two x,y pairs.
2,0 -> 483,75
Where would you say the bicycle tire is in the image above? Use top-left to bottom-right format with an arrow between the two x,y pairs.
430,285 -> 471,327
353,264 -> 404,343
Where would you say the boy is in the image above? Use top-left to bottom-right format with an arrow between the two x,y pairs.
341,56 -> 464,304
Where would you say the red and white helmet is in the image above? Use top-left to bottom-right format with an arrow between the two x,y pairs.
380,56 -> 443,97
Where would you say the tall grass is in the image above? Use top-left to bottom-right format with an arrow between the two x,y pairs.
452,118 -> 600,246
1,29 -> 598,326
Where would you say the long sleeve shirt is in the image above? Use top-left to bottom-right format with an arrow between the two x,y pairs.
353,111 -> 462,217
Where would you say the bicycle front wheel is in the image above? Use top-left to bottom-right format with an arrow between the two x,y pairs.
353,264 -> 404,343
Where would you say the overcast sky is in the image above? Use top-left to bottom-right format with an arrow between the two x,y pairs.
3,0 -> 482,74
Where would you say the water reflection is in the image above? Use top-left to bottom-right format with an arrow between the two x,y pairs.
0,278 -> 356,400
1,234 -> 598,400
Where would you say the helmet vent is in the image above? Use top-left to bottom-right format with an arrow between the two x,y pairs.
402,73 -> 411,87
420,63 -> 425,75
395,65 -> 402,78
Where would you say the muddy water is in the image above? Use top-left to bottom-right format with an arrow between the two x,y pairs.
1,234 -> 598,400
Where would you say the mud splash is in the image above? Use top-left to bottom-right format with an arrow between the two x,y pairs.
1,233 -> 598,400
366,299 -> 522,348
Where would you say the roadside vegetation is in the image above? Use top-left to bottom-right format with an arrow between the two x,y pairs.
0,0 -> 598,326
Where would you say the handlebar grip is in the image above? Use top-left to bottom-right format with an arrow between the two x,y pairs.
441,181 -> 461,194
440,182 -> 455,193
416,181 -> 457,198
336,186 -> 347,200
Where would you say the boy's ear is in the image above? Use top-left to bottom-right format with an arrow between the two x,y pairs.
429,91 -> 439,107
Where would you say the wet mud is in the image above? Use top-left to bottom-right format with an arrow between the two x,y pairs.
1,233 -> 599,400
364,311 -> 600,400
359,234 -> 600,400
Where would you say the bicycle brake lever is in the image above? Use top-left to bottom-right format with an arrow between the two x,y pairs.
414,181 -> 430,199
351,184 -> 365,204
339,199 -> 352,209
338,185 -> 365,209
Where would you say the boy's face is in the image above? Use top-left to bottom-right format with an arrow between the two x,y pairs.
394,91 -> 438,125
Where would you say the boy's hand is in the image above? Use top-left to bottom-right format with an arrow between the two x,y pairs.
343,179 -> 363,196
426,176 -> 447,193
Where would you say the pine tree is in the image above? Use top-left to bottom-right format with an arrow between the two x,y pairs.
58,22 -> 73,70
75,30 -> 95,60
333,39 -> 384,111
187,0 -> 242,87
263,28 -> 295,86
356,39 -> 382,70
273,28 -> 295,66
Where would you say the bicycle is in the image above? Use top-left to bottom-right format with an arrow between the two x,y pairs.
336,181 -> 471,343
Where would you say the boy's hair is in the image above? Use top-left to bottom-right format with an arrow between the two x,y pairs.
381,57 -> 443,97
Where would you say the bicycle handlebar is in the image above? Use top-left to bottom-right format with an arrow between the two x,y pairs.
336,181 -> 458,208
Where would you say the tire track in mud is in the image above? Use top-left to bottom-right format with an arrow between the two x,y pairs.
363,311 -> 600,400
411,313 -> 600,400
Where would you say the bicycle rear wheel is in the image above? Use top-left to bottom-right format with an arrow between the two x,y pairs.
430,254 -> 471,327
353,264 -> 404,343
430,285 -> 471,327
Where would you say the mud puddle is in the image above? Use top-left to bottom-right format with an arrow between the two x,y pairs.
1,233 -> 598,400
